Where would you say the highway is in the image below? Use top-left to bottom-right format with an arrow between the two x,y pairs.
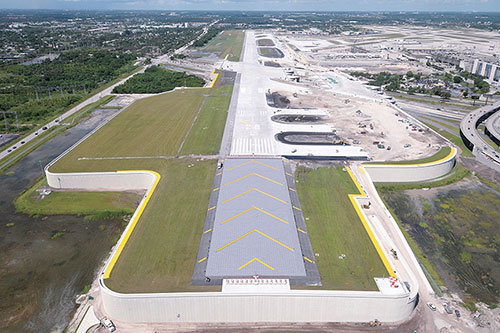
460,100 -> 500,172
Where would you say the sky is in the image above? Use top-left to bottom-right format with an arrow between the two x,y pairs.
0,0 -> 499,12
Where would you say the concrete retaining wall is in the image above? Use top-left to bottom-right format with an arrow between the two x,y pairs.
46,170 -> 156,192
363,148 -> 456,183
100,283 -> 416,323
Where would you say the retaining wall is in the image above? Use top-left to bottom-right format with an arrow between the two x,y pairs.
363,147 -> 457,183
100,284 -> 416,323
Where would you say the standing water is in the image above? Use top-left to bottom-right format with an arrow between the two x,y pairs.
0,108 -> 125,332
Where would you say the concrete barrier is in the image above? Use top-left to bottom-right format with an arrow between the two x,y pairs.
99,283 -> 416,323
363,147 -> 457,183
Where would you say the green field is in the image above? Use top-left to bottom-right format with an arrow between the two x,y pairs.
180,84 -> 233,155
15,179 -> 140,217
295,166 -> 387,290
49,80 -> 234,292
202,30 -> 244,61
366,146 -> 452,165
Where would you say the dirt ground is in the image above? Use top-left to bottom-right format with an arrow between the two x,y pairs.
275,89 -> 444,161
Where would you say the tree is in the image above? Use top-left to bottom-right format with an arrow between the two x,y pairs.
453,75 -> 463,84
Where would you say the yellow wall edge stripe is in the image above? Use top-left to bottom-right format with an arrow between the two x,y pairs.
103,170 -> 161,279
346,167 -> 396,278
363,147 -> 456,168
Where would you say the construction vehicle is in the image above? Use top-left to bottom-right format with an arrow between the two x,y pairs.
369,319 -> 381,327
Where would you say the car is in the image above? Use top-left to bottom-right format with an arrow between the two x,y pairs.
404,144 -> 411,148
360,131 -> 367,134
443,303 -> 453,314
55,119 -> 59,123
427,303 -> 436,311
42,126 -> 48,130
217,162 -> 223,169
102,318 -> 116,332
12,146 -> 16,149
34,132 -> 38,135
373,141 -> 380,145
7,149 -> 11,152
455,309 -> 461,318
21,141 -> 25,144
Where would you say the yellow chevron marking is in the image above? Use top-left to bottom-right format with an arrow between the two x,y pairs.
224,173 -> 282,186
289,187 -> 296,192
227,160 -> 280,172
221,188 -> 286,204
217,229 -> 294,252
303,256 -> 313,263
220,206 -> 288,225
238,257 -> 274,270
213,187 -> 219,192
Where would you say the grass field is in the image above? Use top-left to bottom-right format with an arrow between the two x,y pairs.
366,146 -> 452,165
180,84 -> 233,155
202,30 -> 244,61
49,80 -> 235,292
15,179 -> 140,217
51,90 -> 206,163
295,166 -> 387,290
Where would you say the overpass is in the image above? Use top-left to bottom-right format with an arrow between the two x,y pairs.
485,107 -> 500,147
459,100 -> 500,172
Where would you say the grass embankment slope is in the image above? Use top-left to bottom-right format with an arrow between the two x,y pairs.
50,78 -> 233,293
202,30 -> 244,61
295,166 -> 387,290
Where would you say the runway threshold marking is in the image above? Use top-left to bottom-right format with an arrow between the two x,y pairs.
103,170 -> 161,279
220,206 -> 288,225
217,229 -> 294,252
238,257 -> 274,270
224,173 -> 283,186
221,188 -> 286,204
345,167 -> 395,278
198,257 -> 207,263
226,160 -> 280,172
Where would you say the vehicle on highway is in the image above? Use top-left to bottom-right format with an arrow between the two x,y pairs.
455,309 -> 461,318
34,132 -> 38,135
7,149 -> 11,152
21,141 -> 25,144
12,146 -> 16,149
42,126 -> 48,130
404,144 -> 411,148
427,303 -> 436,311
